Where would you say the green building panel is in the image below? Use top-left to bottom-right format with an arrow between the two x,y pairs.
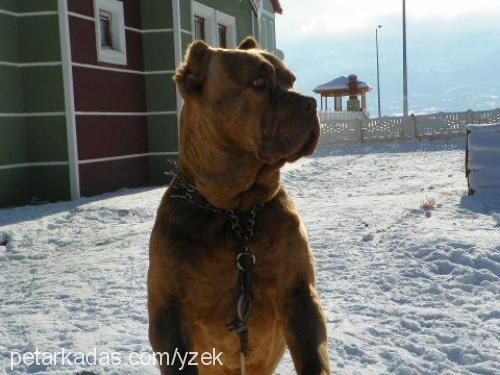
18,16 -> 61,62
22,66 -> 65,113
29,166 -> 71,203
0,168 -> 31,207
26,116 -> 68,162
18,0 -> 57,12
180,0 -> 192,31
0,0 -> 57,13
0,14 -> 60,64
147,115 -> 179,153
145,74 -> 177,112
140,0 -> 173,30
0,14 -> 20,62
0,165 -> 72,207
0,4 -> 67,207
142,32 -> 176,71
0,66 -> 24,113
0,0 -> 17,12
0,117 -> 28,165
181,32 -> 193,56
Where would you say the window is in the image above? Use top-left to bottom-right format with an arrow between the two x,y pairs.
192,1 -> 236,48
194,16 -> 206,41
99,10 -> 112,48
95,0 -> 127,65
218,24 -> 227,48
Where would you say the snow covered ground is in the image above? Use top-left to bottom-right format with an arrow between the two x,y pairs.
1,139 -> 499,374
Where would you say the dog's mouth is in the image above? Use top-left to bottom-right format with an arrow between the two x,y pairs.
258,119 -> 320,166
292,120 -> 320,159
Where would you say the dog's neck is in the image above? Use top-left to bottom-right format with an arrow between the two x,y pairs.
176,107 -> 283,212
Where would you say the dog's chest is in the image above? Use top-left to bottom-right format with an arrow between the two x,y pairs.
180,237 -> 284,363
179,226 -> 281,326
180,230 -> 282,319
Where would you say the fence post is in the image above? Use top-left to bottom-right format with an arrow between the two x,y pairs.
410,114 -> 417,139
361,117 -> 369,143
402,114 -> 416,139
356,119 -> 363,143
466,109 -> 474,124
402,116 -> 408,139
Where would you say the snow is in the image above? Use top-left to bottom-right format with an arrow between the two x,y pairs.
1,139 -> 500,374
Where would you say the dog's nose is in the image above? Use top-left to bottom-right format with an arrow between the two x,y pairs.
301,97 -> 317,113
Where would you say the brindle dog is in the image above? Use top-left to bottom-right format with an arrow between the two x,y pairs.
148,37 -> 330,375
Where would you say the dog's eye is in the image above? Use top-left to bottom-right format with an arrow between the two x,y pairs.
253,77 -> 266,89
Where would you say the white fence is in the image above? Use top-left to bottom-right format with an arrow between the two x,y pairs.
319,108 -> 500,145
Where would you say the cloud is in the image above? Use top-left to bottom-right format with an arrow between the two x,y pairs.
276,0 -> 500,41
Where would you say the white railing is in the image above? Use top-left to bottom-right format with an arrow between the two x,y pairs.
318,108 -> 500,145
319,111 -> 369,122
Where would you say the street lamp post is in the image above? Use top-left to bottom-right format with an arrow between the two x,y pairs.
402,0 -> 409,120
376,25 -> 382,118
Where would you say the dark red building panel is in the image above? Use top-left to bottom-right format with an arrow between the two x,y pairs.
79,157 -> 149,196
68,0 -> 94,17
73,67 -> 146,112
69,16 -> 98,64
69,17 -> 144,71
76,116 -> 147,160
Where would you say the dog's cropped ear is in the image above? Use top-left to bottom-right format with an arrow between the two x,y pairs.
238,36 -> 261,50
174,41 -> 212,98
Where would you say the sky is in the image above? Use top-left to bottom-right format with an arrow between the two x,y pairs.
275,0 -> 500,116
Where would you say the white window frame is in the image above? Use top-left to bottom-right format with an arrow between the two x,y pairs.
191,1 -> 237,48
192,2 -> 216,45
94,0 -> 127,65
216,10 -> 236,48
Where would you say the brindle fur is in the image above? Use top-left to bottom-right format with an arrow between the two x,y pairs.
148,37 -> 330,375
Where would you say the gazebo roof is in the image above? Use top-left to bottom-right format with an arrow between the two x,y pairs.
313,75 -> 371,96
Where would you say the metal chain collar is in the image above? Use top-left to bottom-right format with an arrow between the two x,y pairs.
165,164 -> 262,370
166,167 -> 261,245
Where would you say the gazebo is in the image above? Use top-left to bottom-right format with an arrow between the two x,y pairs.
314,74 -> 371,112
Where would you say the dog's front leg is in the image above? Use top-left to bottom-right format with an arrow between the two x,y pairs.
149,300 -> 197,375
282,281 -> 330,375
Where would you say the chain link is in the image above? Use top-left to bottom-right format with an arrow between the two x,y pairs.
166,164 -> 262,245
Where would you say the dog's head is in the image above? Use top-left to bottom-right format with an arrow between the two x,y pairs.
175,37 -> 320,167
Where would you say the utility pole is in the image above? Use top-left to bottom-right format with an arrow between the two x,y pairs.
376,25 -> 382,118
402,0 -> 409,119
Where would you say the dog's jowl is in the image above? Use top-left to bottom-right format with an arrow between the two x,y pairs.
148,37 -> 330,375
